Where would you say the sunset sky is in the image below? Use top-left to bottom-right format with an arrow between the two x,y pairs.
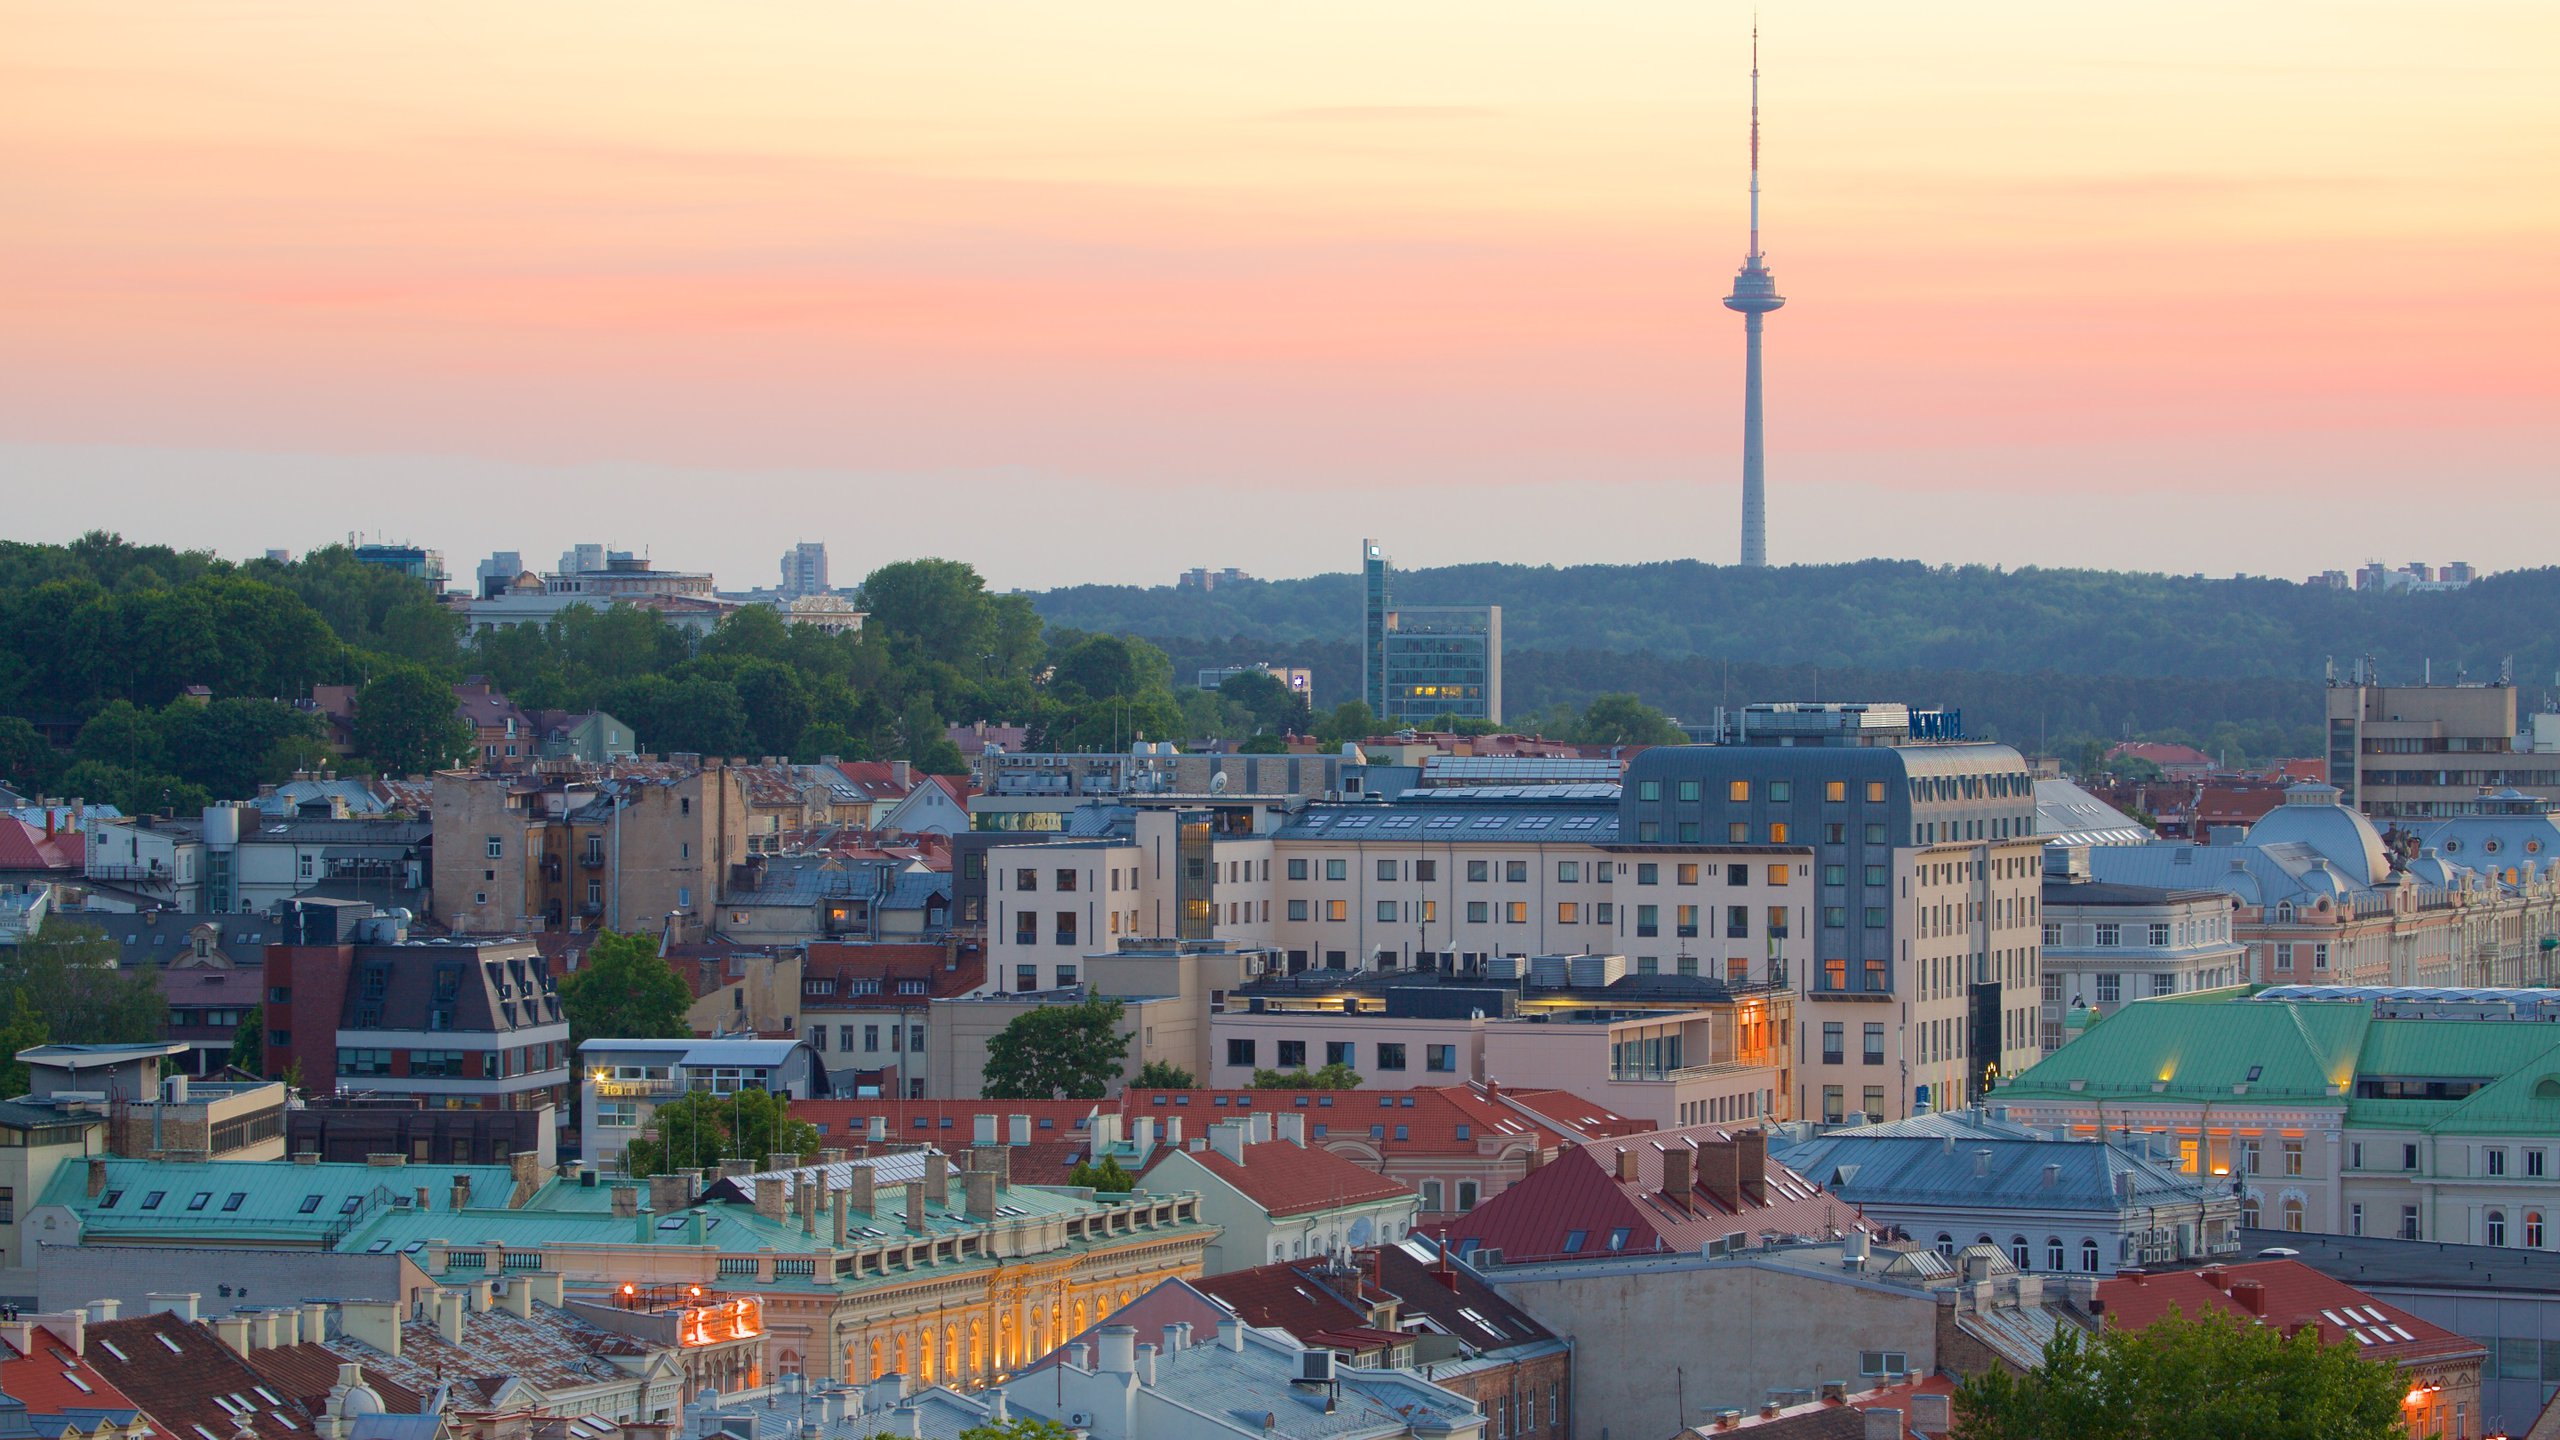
4,2 -> 2554,589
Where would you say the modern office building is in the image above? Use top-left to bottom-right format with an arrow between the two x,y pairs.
350,541 -> 448,591
2325,667 -> 2560,818
1359,540 -> 1503,727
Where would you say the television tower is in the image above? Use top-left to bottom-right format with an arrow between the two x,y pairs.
1723,24 -> 1785,568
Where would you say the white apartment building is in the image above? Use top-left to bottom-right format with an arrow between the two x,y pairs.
2039,848 -> 2249,1050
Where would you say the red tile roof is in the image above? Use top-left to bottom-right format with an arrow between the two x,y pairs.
1158,1138 -> 1416,1218
0,818 -> 80,873
1193,1263 -> 1381,1356
0,1327 -> 149,1424
84,1310 -> 306,1440
2096,1260 -> 2485,1367
1432,1123 -> 1864,1264
1018,1277 -> 1235,1375
832,763 -> 921,801
1119,1084 -> 1638,1160
244,1343 -> 424,1416
800,943 -> 983,1003
790,1097 -> 1099,1169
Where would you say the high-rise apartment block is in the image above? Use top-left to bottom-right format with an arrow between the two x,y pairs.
1360,539 -> 1502,727
780,541 -> 830,598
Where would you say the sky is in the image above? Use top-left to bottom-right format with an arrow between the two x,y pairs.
4,2 -> 2555,591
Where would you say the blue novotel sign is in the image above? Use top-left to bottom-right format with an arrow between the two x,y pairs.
1907,709 -> 1965,742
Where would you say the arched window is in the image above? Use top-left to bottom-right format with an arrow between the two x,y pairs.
1420,1180 -> 1445,1212
2080,1239 -> 2100,1272
2047,1237 -> 2066,1272
2281,1196 -> 2306,1233
2241,1194 -> 2261,1228
1936,1234 -> 1955,1258
1977,1234 -> 1996,1249
2487,1209 -> 2508,1247
2010,1236 -> 2031,1270
2528,1211 -> 2545,1248
2276,902 -> 2295,922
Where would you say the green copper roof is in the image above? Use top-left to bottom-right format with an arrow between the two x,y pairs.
2415,1058 -> 2560,1137
1999,997 -> 2367,1106
39,1158 -> 520,1245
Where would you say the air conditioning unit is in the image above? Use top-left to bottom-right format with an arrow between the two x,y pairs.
1298,1350 -> 1337,1384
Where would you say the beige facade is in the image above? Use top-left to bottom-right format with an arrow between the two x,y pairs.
434,765 -> 751,936
2328,679 -> 2560,819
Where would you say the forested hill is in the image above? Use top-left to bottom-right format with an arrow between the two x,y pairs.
1029,560 -> 2560,685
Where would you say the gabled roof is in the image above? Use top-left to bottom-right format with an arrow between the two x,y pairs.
1152,1140 -> 1416,1219
1432,1124 -> 1859,1264
83,1311 -> 304,1440
1373,1241 -> 1555,1353
242,1344 -> 422,1417
2097,1260 -> 2484,1367
0,820 -> 80,874
0,1327 -> 149,1429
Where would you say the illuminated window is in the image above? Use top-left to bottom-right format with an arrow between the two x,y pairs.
1326,901 -> 1347,922
1866,782 -> 1886,803
1677,864 -> 1699,884
1769,823 -> 1790,843
1825,781 -> 1846,803
1767,864 -> 1789,885
1729,781 -> 1751,802
1556,903 -> 1580,924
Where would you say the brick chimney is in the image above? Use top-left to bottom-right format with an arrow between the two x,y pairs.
2230,1280 -> 2266,1316
1659,1144 -> 1694,1211
1697,1136 -> 1743,1212
1613,1148 -> 1639,1183
1736,1128 -> 1768,1204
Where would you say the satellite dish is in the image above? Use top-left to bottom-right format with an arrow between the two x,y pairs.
1210,770 -> 1230,794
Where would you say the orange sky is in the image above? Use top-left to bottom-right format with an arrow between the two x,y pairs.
3,2 -> 2554,586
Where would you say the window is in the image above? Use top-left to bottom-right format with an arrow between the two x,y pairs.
1506,861 -> 1529,883
1728,781 -> 1750,802
1016,911 -> 1039,944
2530,1211 -> 2546,1248
1866,781 -> 1886,803
1727,905 -> 1749,939
1605,1227 -> 1633,1251
2047,1237 -> 2065,1271
2282,1138 -> 2303,1176
1676,905 -> 1698,938
1376,1043 -> 1407,1071
1821,1022 -> 1844,1065
1016,965 -> 1040,992
298,1194 -> 323,1214
2532,1150 -> 2548,1178
1768,822 -> 1790,844
864,1024 -> 881,1052
1863,1023 -> 1885,1065
1859,1350 -> 1908,1378
1326,859 -> 1347,881
1468,860 -> 1490,882
2148,923 -> 2171,947
1326,900 -> 1347,922
2080,1240 -> 2100,1272
1556,902 -> 1580,924
2405,1143 -> 2420,1170
1375,858 -> 1398,882
1287,858 -> 1309,881
1676,863 -> 1699,885
1378,901 -> 1399,922
2095,924 -> 2121,947
2096,974 -> 2121,1004
1768,781 -> 1792,803
1227,1039 -> 1256,1068
1637,781 -> 1660,801
1275,1040 -> 1306,1069
1637,863 -> 1659,886
1417,860 -> 1437,882
1864,824 -> 1885,843
1822,1087 -> 1844,1123
1287,899 -> 1309,922
1767,864 -> 1789,886
1427,1044 -> 1456,1073
1636,905 -> 1659,938
1327,1041 -> 1354,1067
1505,901 -> 1528,924
2349,1203 -> 2363,1236
2401,1205 -> 2422,1240
1467,901 -> 1489,924
2488,1209 -> 2508,1247
2487,1147 -> 2509,1176
485,835 -> 503,859
1825,781 -> 1846,802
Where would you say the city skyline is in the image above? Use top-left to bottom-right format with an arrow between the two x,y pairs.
4,2 -> 2555,589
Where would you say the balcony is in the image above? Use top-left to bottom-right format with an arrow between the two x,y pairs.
581,853 -> 606,870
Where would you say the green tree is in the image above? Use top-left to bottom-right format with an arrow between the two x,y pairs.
1133,1060 -> 1196,1088
1067,1155 -> 1136,1193
982,999 -> 1130,1100
0,924 -> 165,1046
352,666 -> 474,776
1571,692 -> 1687,746
1957,1309 -> 2412,1440
1217,669 -> 1314,735
57,761 -> 210,818
229,1004 -> 264,1074
73,700 -> 163,772
1248,1062 -> 1362,1090
624,1087 -> 820,1177
1313,700 -> 1379,748
157,697 -> 326,798
0,993 -> 50,1097
557,930 -> 693,1054
956,1419 -> 1080,1440
0,716 -> 63,791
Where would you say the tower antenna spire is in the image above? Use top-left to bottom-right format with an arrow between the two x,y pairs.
1723,17 -> 1785,568
1749,17 -> 1761,262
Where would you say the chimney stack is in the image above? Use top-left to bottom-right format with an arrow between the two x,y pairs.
847,1164 -> 875,1217
1736,1128 -> 1768,1204
905,1180 -> 927,1232
610,1184 -> 639,1219
1697,1136 -> 1743,1212
2231,1280 -> 2266,1316
1613,1148 -> 1638,1183
923,1155 -> 949,1206
1659,1144 -> 1694,1210
966,1170 -> 999,1222
650,1174 -> 689,1214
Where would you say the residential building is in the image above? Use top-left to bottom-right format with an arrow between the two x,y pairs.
261,923 -> 571,1111
534,711 -> 638,766
431,763 -> 749,937
797,943 -> 984,1098
1772,1122 -> 2243,1275
1139,1113 -> 1421,1271
0,1310 -> 154,1440
779,542 -> 830,599
577,1038 -> 833,1173
1197,1242 -> 1570,1435
2037,847 -> 2247,1049
2096,1261 -> 2484,1440
1434,1121 -> 1866,1267
0,1097 -> 102,1299
1362,540 -> 1502,727
1176,566 -> 1252,590
2328,670 -> 2560,818
1998,985 -> 2560,1242
0,818 -> 81,888
1484,1239 -> 2064,1440
286,1101 -> 558,1169
455,678 -> 539,771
